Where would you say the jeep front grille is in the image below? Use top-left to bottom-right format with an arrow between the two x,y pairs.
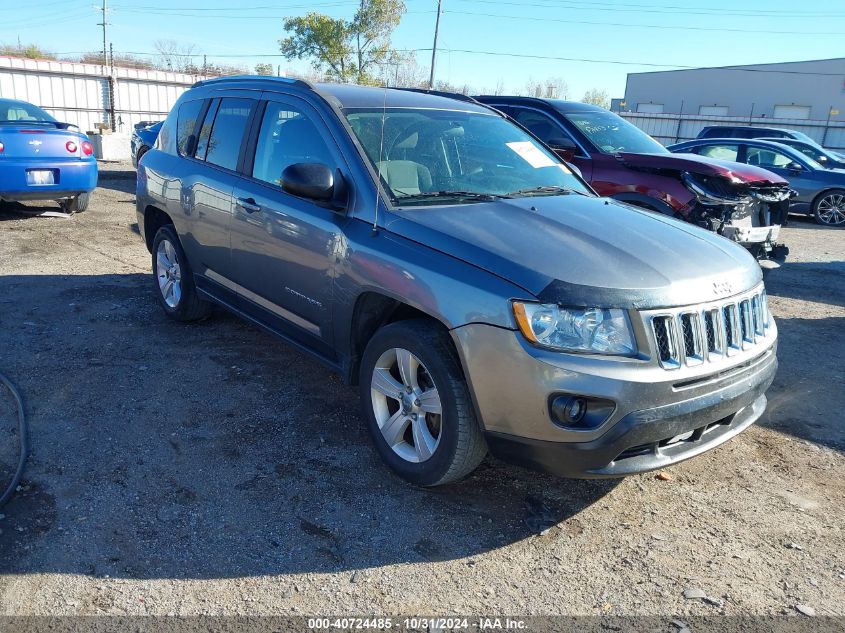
648,288 -> 771,369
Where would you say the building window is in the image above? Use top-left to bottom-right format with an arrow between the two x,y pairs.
699,105 -> 728,116
773,105 -> 811,120
636,103 -> 664,114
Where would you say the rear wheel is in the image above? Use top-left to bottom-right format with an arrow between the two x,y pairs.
151,224 -> 211,321
813,190 -> 845,226
359,319 -> 487,486
60,192 -> 90,214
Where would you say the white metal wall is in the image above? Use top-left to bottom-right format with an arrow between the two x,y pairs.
0,55 -> 202,133
619,112 -> 845,150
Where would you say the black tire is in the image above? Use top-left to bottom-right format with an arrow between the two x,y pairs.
151,224 -> 211,322
359,319 -> 487,486
60,192 -> 90,213
812,189 -> 845,226
136,146 -> 149,166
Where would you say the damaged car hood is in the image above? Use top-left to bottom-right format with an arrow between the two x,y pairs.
385,194 -> 762,310
619,151 -> 789,185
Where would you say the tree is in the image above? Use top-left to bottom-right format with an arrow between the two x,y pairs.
255,63 -> 274,76
582,88 -> 610,109
0,43 -> 56,60
376,52 -> 428,88
154,39 -> 198,72
544,77 -> 569,99
279,0 -> 406,84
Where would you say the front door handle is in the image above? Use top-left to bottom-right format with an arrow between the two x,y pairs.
236,197 -> 261,213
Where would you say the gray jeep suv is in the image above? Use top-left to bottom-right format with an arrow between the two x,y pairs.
136,77 -> 778,486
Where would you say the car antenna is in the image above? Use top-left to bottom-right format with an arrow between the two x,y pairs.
372,85 -> 388,236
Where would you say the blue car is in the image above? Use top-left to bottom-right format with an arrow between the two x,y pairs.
131,120 -> 162,168
0,98 -> 97,212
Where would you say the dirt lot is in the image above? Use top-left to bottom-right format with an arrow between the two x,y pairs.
0,165 -> 843,620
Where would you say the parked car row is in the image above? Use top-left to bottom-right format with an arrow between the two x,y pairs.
136,77 -> 780,486
4,80 -> 836,485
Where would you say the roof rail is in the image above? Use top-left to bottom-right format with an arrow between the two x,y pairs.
191,74 -> 315,90
393,87 -> 483,105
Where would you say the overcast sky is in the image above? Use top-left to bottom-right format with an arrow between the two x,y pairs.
6,0 -> 842,99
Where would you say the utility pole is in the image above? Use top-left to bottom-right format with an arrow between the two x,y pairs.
429,0 -> 442,89
97,0 -> 109,75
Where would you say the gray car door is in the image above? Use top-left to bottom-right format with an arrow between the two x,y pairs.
180,95 -> 257,294
229,93 -> 350,352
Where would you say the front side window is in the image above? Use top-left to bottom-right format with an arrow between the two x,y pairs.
176,99 -> 204,157
204,98 -> 255,170
698,144 -> 739,161
563,110 -> 667,154
344,108 -> 590,205
252,102 -> 335,186
746,146 -> 818,169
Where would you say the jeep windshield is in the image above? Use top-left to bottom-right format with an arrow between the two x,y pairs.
563,109 -> 668,155
344,108 -> 591,206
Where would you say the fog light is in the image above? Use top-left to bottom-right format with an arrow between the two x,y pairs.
550,395 -> 615,430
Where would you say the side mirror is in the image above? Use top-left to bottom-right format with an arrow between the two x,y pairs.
556,148 -> 576,162
817,155 -> 829,164
547,136 -> 578,151
786,162 -> 804,173
281,162 -> 335,202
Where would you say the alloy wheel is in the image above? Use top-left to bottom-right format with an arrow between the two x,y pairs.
817,193 -> 845,226
370,348 -> 443,463
156,239 -> 183,308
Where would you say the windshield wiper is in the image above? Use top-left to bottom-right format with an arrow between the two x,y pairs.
394,190 -> 510,203
506,185 -> 581,197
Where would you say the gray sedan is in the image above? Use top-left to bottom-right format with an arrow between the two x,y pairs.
668,138 -> 845,226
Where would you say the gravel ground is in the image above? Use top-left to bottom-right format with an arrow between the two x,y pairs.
0,164 -> 843,620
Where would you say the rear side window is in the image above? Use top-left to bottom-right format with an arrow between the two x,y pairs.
252,102 -> 335,186
204,98 -> 255,171
176,99 -> 205,157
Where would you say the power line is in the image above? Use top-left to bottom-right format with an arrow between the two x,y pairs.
435,48 -> 845,75
455,0 -> 845,17
443,9 -> 844,35
111,1 -> 354,9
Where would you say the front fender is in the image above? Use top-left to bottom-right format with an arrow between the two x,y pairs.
332,219 -> 529,357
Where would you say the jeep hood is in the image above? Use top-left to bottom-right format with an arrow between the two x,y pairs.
385,194 -> 761,310
620,151 -> 789,185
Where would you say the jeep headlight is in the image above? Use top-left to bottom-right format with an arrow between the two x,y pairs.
512,302 -> 636,355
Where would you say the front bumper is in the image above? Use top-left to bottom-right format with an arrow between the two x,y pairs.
0,158 -> 97,201
723,223 -> 780,246
452,321 -> 777,478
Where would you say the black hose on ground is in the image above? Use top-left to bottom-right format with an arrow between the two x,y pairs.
0,371 -> 27,509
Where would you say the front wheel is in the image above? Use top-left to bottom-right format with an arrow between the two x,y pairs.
813,190 -> 845,226
151,225 -> 211,321
359,319 -> 487,486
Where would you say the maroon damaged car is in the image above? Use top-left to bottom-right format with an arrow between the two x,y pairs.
474,96 -> 793,261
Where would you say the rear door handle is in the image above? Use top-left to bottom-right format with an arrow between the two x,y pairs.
236,197 -> 261,213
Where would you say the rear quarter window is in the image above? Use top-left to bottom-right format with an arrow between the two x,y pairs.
176,99 -> 205,157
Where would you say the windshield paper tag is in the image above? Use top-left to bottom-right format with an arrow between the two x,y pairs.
506,141 -> 557,168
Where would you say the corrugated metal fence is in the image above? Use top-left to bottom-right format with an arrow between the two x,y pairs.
0,55 -> 205,133
619,111 -> 845,150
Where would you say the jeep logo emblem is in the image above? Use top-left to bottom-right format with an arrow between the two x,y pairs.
712,280 -> 734,297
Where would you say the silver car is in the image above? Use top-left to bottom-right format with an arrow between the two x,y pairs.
136,78 -> 777,486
